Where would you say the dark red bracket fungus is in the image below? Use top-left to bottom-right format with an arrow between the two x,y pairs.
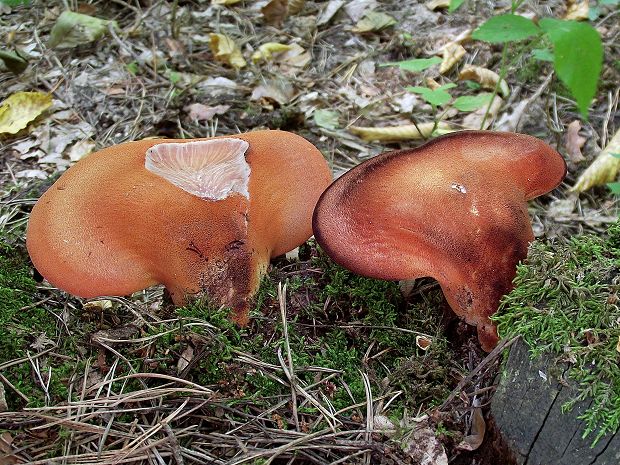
312,131 -> 566,352
27,130 -> 332,325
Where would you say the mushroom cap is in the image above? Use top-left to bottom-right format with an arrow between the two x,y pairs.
313,131 -> 566,351
27,130 -> 332,322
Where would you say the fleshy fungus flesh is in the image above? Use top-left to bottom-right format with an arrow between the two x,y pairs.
27,130 -> 332,324
312,131 -> 566,351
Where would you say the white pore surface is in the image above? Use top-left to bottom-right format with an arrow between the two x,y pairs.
145,139 -> 251,200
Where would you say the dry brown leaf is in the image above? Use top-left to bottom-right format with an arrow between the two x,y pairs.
439,43 -> 466,74
0,91 -> 52,135
251,81 -> 295,106
352,11 -> 397,33
177,345 -> 194,374
565,120 -> 587,164
289,0 -> 306,14
209,33 -> 246,69
262,0 -> 288,26
0,432 -> 18,465
416,335 -> 432,350
350,122 -> 452,141
571,127 -> 620,192
426,0 -> 450,10
458,65 -> 510,97
278,43 -> 311,69
565,0 -> 589,20
317,0 -> 345,25
457,407 -> 486,451
462,95 -> 503,130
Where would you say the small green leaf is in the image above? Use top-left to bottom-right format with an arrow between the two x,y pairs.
0,50 -> 28,74
126,62 -> 139,75
407,83 -> 456,107
0,0 -> 30,5
611,153 -> 620,159
449,0 -> 465,12
49,11 -> 117,49
607,182 -> 620,195
453,93 -> 493,112
540,18 -> 603,117
313,109 -> 340,130
472,14 -> 540,43
168,71 -> 181,85
532,48 -> 554,62
381,57 -> 442,72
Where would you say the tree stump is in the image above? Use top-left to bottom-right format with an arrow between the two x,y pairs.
491,339 -> 620,464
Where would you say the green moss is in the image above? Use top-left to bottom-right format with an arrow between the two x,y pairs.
494,221 -> 620,441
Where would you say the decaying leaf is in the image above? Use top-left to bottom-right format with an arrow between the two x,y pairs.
277,43 -> 311,70
30,332 -> 55,351
462,95 -> 503,130
83,300 -> 113,311
212,0 -> 242,5
48,11 -> 117,49
345,0 -> 378,22
352,11 -> 397,33
616,335 -> 620,354
251,80 -> 295,106
68,139 -> 96,162
416,335 -> 432,350
0,91 -> 52,135
209,33 -> 246,69
439,42 -> 466,74
313,109 -> 340,130
185,103 -> 230,122
426,0 -> 450,10
0,50 -> 28,74
317,0 -> 345,26
402,423 -> 449,465
288,0 -> 306,14
457,407 -> 486,451
0,432 -> 18,465
350,122 -> 452,141
564,0 -> 589,20
262,0 -> 288,26
177,345 -> 194,374
571,127 -> 620,192
251,42 -> 293,63
458,65 -> 510,97
565,120 -> 587,164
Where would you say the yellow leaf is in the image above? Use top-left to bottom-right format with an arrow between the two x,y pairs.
350,122 -> 452,142
425,0 -> 450,10
564,0 -> 589,21
0,91 -> 52,135
571,127 -> 620,193
439,42 -> 466,74
352,11 -> 397,33
209,33 -> 246,69
458,65 -> 510,97
251,42 -> 293,63
212,0 -> 242,4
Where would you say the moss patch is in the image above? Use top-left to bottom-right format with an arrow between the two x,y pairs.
494,221 -> 620,441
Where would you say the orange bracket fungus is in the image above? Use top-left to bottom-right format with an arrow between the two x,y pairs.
27,130 -> 332,324
312,131 -> 566,351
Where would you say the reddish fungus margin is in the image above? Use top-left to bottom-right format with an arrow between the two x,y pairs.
27,130 -> 332,325
312,131 -> 566,351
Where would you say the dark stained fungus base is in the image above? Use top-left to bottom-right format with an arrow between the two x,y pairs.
312,131 -> 566,351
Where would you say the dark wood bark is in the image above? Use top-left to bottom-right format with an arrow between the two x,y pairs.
491,339 -> 620,464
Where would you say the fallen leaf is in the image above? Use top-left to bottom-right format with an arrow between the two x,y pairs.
462,95 -> 503,129
344,0 -> 378,22
209,33 -> 246,69
439,42 -> 466,74
251,42 -> 293,63
458,64 -> 510,97
278,43 -> 311,70
48,11 -> 117,49
416,335 -> 432,350
83,300 -> 113,311
317,0 -> 345,26
68,139 -> 96,162
251,81 -> 295,105
350,122 -> 452,141
313,109 -> 340,130
212,0 -> 242,4
30,332 -> 55,351
564,0 -> 589,20
0,91 -> 52,135
288,0 -> 306,15
15,169 -> 48,179
426,0 -> 450,10
403,424 -> 448,465
457,407 -> 486,451
616,335 -> 620,354
352,11 -> 396,33
185,103 -> 230,121
0,50 -> 28,74
0,432 -> 18,465
373,414 -> 397,433
565,120 -> 587,163
571,127 -> 620,192
177,345 -> 194,374
262,0 -> 288,26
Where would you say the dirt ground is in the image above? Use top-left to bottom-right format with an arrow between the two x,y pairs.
0,0 -> 619,464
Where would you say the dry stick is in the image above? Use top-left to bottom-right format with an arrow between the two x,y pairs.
278,282 -> 300,432
439,336 -> 518,410
0,373 -> 29,403
360,371 -> 373,465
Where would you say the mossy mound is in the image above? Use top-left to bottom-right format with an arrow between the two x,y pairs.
495,221 -> 620,441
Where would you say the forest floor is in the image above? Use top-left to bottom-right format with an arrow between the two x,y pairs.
0,0 -> 619,464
